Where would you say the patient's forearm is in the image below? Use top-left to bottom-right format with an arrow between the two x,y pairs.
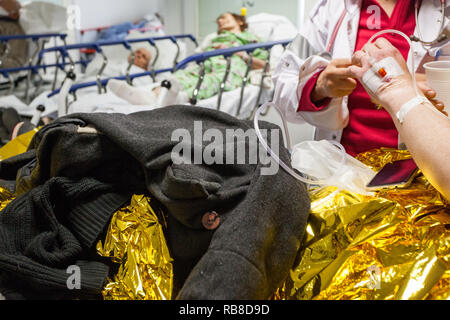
389,102 -> 450,200
250,57 -> 268,70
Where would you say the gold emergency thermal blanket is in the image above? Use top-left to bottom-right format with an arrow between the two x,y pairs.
97,194 -> 173,300
282,148 -> 449,300
0,128 -> 39,161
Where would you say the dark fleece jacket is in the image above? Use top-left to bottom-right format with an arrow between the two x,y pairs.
0,105 -> 310,300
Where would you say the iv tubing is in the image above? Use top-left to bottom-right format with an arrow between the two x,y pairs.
254,102 -> 347,185
253,29 -> 420,185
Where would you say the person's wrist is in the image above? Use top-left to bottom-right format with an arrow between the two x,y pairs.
375,77 -> 418,115
311,82 -> 328,103
241,52 -> 249,63
311,89 -> 325,103
383,91 -> 422,120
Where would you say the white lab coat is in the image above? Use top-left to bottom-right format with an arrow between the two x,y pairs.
272,0 -> 450,142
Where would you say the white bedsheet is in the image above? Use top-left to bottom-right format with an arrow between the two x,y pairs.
0,92 -> 59,118
197,84 -> 273,120
64,84 -> 271,118
67,90 -> 160,115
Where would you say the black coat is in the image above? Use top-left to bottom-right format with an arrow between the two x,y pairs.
0,106 -> 310,300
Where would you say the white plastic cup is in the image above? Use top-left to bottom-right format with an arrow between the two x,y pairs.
424,61 -> 450,114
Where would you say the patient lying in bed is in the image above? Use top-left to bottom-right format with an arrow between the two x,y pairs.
81,47 -> 152,87
107,12 -> 268,106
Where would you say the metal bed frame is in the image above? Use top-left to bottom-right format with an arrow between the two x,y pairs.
1,33 -> 197,107
38,34 -> 198,94
0,33 -> 68,103
47,38 -> 293,120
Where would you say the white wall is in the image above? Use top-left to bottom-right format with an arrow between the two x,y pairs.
72,0 -> 162,30
159,0 -> 198,36
197,0 -> 299,39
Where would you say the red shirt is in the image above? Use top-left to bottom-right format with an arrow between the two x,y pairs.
299,0 -> 417,157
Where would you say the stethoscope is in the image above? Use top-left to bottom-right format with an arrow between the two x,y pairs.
410,0 -> 448,46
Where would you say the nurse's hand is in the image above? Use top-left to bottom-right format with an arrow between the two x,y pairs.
311,59 -> 358,103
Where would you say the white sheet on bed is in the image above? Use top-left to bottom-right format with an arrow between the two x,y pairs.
63,83 -> 271,118
19,2 -> 67,34
0,91 -> 59,118
197,84 -> 273,120
67,91 -> 160,114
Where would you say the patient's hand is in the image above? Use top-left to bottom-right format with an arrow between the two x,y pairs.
213,43 -> 229,50
349,38 -> 448,116
349,38 -> 419,115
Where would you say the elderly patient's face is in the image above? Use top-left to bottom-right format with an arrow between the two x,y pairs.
129,48 -> 151,70
217,13 -> 240,33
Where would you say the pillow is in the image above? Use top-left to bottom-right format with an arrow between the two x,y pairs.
19,1 -> 67,34
247,13 -> 297,42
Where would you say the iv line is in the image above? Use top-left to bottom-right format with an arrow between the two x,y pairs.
254,102 -> 347,186
253,29 -> 421,185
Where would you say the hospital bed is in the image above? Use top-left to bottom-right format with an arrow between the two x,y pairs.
7,13 -> 299,125
176,39 -> 293,120
0,33 -> 198,121
0,33 -> 69,103
38,13 -> 298,118
38,34 -> 197,88
193,13 -> 299,119
44,39 -> 293,120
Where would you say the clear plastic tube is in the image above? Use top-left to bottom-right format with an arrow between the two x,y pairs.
57,77 -> 73,117
254,102 -> 347,185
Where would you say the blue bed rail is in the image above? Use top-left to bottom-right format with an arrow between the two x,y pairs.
47,38 -> 293,119
39,33 -> 198,94
38,34 -> 198,71
1,33 -> 197,102
0,33 -> 70,102
175,39 -> 290,69
1,32 -> 68,72
0,60 -> 90,78
0,33 -> 67,43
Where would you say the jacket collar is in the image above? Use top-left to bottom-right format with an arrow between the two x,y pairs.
345,0 -> 363,15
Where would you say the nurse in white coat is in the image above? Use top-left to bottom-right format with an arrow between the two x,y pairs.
273,0 -> 449,156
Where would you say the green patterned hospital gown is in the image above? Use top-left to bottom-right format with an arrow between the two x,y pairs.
175,30 -> 268,100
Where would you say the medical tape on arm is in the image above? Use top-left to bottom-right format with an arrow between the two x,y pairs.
361,57 -> 405,94
396,96 -> 430,124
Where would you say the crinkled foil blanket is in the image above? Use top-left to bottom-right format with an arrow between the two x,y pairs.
1,133 -> 448,300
